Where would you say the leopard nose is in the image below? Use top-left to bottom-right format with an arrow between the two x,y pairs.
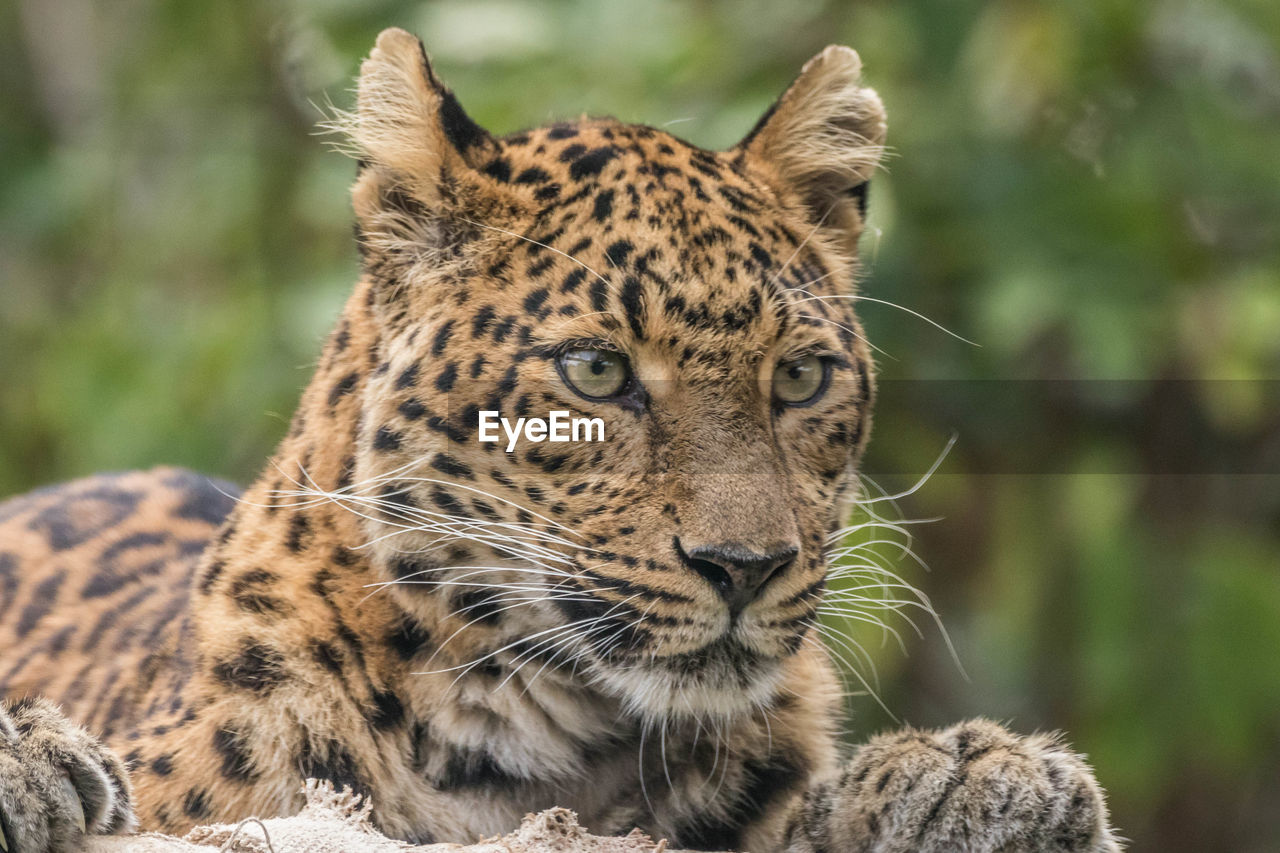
679,539 -> 798,615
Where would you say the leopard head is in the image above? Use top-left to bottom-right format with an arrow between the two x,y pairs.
341,29 -> 885,722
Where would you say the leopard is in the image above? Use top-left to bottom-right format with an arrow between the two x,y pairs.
0,28 -> 1121,852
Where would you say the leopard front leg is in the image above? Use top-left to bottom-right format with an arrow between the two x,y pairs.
0,698 -> 135,853
782,719 -> 1120,853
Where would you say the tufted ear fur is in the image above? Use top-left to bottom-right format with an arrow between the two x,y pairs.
345,28 -> 513,268
737,46 -> 887,255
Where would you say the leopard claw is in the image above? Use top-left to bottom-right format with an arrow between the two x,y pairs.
58,773 -> 86,835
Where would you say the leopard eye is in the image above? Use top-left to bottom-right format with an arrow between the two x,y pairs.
773,354 -> 828,405
558,349 -> 629,399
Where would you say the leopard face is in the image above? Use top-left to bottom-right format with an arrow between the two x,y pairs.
339,30 -> 885,722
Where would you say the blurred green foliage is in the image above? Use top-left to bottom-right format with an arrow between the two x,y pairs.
2,1 -> 1278,849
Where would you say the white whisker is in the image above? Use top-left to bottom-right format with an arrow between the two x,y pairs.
794,293 -> 979,346
854,434 -> 956,507
457,216 -> 618,297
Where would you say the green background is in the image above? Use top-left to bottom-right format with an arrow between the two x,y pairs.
2,1 -> 1278,849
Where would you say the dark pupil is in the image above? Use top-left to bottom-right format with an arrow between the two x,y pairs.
590,357 -> 608,375
788,364 -> 803,379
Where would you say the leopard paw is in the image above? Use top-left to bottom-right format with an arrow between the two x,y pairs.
788,719 -> 1120,853
0,698 -> 135,853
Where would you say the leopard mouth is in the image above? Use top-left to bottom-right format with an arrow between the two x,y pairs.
647,635 -> 769,679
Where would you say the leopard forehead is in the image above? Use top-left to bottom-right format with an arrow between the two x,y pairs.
390,118 -> 863,362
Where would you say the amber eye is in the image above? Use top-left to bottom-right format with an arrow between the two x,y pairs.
558,349 -> 629,399
773,355 -> 828,405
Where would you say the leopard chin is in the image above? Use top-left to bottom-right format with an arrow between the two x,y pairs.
587,637 -> 787,722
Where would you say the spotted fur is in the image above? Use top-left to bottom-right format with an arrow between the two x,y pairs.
0,30 -> 1119,852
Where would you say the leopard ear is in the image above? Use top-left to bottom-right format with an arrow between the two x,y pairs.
737,46 -> 887,252
347,29 -> 512,253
